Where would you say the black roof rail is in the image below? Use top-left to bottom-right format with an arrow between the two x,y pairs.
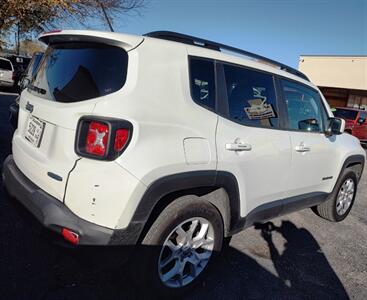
144,31 -> 309,81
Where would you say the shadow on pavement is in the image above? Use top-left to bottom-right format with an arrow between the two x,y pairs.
0,190 -> 349,300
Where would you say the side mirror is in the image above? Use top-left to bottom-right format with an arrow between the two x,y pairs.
358,117 -> 365,124
326,117 -> 345,136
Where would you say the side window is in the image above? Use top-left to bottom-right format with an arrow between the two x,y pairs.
359,112 -> 366,123
282,80 -> 328,132
189,58 -> 216,110
223,64 -> 279,128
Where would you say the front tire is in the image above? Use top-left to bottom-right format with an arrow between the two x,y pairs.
131,195 -> 224,298
313,169 -> 358,222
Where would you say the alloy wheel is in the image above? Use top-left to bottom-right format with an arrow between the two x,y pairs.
336,178 -> 355,216
158,217 -> 215,288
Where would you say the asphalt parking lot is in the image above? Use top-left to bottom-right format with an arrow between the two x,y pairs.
0,91 -> 366,300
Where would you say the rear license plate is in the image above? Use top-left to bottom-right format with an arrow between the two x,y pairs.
25,116 -> 45,148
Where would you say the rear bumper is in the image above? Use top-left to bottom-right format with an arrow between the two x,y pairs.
2,155 -> 143,246
9,101 -> 19,128
0,80 -> 14,87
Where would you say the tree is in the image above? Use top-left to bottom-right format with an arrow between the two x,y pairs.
0,0 -> 144,54
19,39 -> 46,56
0,0 -> 144,34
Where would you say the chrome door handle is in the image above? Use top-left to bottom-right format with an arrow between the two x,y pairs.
295,143 -> 311,152
225,142 -> 252,151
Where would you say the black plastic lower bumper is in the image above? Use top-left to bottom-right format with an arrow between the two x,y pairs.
2,155 -> 142,246
9,101 -> 19,129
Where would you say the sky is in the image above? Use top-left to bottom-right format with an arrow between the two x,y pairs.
76,0 -> 366,68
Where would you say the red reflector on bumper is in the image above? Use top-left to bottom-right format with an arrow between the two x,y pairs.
62,228 -> 79,245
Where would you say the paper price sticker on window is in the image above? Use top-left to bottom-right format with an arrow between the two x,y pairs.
244,99 -> 276,120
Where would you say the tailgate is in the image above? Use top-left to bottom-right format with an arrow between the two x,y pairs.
13,90 -> 96,201
12,32 -> 137,201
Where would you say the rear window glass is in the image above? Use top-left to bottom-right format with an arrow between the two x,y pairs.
333,108 -> 358,120
30,53 -> 44,77
29,43 -> 128,102
0,59 -> 12,71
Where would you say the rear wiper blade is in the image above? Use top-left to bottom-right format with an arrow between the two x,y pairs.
28,84 -> 46,95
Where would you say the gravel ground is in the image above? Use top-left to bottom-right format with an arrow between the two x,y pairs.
0,92 -> 366,299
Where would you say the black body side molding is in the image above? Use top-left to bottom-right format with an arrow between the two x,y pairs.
129,154 -> 365,240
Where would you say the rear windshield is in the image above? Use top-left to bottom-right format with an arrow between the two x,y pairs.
334,108 -> 358,120
29,42 -> 128,102
0,59 -> 12,71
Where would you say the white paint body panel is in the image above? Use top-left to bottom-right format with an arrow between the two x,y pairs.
65,159 -> 146,229
216,117 -> 292,216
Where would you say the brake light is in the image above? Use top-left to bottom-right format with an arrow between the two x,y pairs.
114,129 -> 129,151
43,29 -> 62,35
12,72 -> 15,80
76,117 -> 132,160
86,121 -> 109,157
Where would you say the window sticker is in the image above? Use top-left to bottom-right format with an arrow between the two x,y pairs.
194,79 -> 209,101
244,98 -> 276,120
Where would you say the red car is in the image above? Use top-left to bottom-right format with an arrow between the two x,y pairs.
334,107 -> 367,143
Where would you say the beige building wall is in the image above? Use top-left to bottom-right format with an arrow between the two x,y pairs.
299,56 -> 367,91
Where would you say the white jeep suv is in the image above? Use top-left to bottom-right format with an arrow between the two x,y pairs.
3,30 -> 365,296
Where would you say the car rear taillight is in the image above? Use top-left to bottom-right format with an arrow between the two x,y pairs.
12,72 -> 15,80
86,121 -> 109,157
76,117 -> 132,160
114,129 -> 129,152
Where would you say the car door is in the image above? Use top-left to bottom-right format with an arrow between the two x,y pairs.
280,79 -> 337,197
354,111 -> 367,141
216,63 -> 292,218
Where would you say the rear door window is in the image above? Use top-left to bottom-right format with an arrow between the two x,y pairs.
29,43 -> 128,102
223,64 -> 279,128
0,59 -> 12,71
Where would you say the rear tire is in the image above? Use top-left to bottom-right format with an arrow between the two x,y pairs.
131,195 -> 224,298
313,169 -> 358,222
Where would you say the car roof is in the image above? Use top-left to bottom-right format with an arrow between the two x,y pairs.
38,29 -> 318,90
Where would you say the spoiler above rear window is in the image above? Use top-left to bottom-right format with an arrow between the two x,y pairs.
38,30 -> 144,52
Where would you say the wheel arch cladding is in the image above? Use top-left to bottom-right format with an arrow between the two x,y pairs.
342,155 -> 365,182
132,171 -> 241,242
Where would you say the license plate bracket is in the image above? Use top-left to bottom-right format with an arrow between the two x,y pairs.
25,116 -> 45,148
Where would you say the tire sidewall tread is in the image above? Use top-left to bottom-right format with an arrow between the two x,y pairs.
131,195 -> 224,298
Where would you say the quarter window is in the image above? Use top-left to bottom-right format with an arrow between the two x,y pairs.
282,80 -> 328,132
223,64 -> 279,128
189,58 -> 216,111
